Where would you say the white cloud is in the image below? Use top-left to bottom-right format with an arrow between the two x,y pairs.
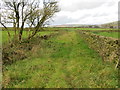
51,0 -> 119,25
59,0 -> 105,11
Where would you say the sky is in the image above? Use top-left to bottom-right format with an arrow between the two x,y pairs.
0,0 -> 119,27
50,0 -> 119,25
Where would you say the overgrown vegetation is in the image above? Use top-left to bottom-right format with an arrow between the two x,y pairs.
2,30 -> 56,43
2,30 -> 118,88
2,31 -> 58,65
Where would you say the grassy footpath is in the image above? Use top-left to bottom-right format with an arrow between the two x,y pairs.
3,31 -> 118,88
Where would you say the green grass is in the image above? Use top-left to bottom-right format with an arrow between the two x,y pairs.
92,32 -> 119,38
2,27 -> 118,43
44,27 -> 118,31
2,31 -> 18,43
2,31 -> 57,43
3,31 -> 118,88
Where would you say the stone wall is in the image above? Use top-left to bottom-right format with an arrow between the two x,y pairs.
79,31 -> 119,63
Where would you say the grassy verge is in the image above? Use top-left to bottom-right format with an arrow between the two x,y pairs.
3,31 -> 118,88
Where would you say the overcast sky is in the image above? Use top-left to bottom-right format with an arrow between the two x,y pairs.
50,0 -> 119,25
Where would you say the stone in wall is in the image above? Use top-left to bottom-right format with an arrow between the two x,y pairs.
79,31 -> 119,63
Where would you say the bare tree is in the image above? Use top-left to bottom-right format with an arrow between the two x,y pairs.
27,0 -> 60,39
1,0 -> 59,42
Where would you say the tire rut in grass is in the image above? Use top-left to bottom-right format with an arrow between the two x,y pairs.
47,31 -> 82,87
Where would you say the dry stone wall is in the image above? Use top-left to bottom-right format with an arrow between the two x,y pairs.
79,31 -> 119,63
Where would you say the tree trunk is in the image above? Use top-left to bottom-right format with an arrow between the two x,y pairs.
19,22 -> 24,41
28,29 -> 38,39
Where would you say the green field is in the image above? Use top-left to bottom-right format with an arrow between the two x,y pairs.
2,29 -> 118,88
44,27 -> 118,31
2,27 -> 118,43
92,32 -> 119,38
2,30 -> 57,43
2,27 -> 118,31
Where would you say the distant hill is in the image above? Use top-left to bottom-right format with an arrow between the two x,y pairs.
52,24 -> 94,28
52,24 -> 84,27
51,21 -> 118,28
100,21 -> 118,28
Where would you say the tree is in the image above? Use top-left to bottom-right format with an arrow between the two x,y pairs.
1,0 -> 59,42
26,0 -> 60,39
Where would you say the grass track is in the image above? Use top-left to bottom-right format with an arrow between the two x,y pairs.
3,31 -> 118,88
